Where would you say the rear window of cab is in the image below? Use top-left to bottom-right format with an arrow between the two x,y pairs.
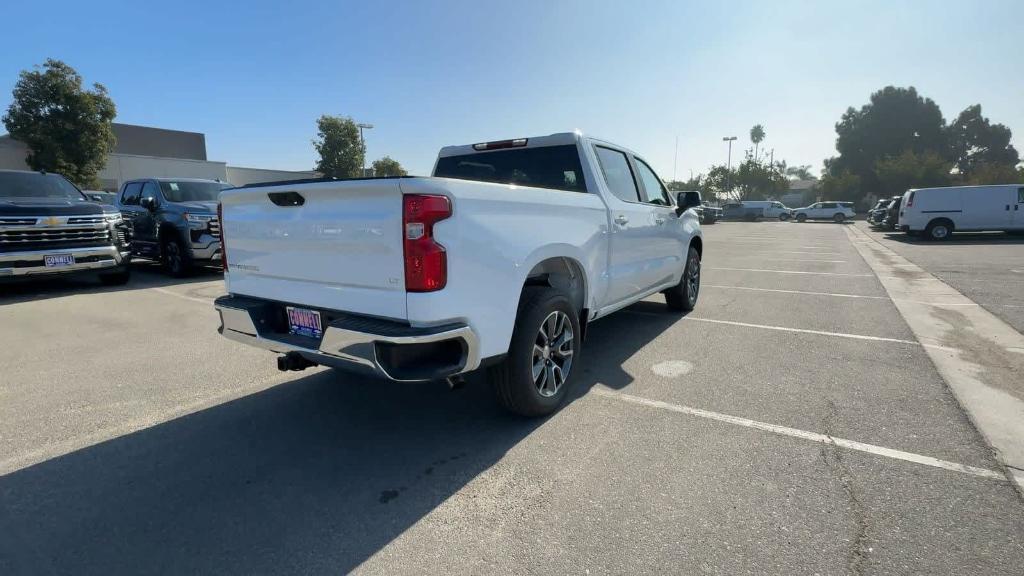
434,145 -> 587,193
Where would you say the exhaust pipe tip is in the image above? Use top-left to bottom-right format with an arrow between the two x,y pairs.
277,352 -> 315,372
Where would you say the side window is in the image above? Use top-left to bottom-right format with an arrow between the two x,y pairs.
594,146 -> 640,203
809,203 -> 821,209
121,182 -> 142,205
821,202 -> 836,209
1018,187 -> 1024,203
140,181 -> 160,203
634,158 -> 671,206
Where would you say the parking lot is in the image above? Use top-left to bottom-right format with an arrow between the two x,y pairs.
2,222 -> 1023,574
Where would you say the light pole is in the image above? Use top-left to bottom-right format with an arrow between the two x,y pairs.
357,122 -> 374,176
723,136 -> 737,196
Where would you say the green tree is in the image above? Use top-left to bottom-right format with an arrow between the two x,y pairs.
818,170 -> 861,201
370,156 -> 407,177
784,164 -> 815,180
875,150 -> 951,195
964,162 -> 1024,185
703,165 -> 735,201
666,174 -> 703,192
2,59 -> 116,187
734,157 -> 788,201
947,104 -> 1019,179
313,115 -> 364,178
827,86 -> 947,191
750,124 -> 765,160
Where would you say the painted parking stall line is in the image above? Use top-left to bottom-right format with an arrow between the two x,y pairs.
705,267 -> 873,277
702,285 -> 887,300
593,389 -> 1007,482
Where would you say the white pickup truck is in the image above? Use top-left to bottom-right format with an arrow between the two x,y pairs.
215,132 -> 703,416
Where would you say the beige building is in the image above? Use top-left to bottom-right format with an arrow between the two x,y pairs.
0,123 -> 317,190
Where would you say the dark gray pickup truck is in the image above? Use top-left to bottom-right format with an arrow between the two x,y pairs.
1,169 -> 132,284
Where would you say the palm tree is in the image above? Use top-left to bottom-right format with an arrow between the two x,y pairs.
750,124 -> 766,161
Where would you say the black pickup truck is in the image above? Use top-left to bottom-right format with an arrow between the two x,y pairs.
0,169 -> 132,285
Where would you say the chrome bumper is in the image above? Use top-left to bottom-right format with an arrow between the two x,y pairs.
190,236 -> 222,261
0,245 -> 128,277
214,295 -> 480,382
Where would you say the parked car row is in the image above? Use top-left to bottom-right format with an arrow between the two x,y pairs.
716,200 -> 856,223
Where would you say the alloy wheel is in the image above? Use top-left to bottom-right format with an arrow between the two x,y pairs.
532,311 -> 574,398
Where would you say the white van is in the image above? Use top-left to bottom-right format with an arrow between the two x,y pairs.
741,200 -> 792,220
898,185 -> 1024,240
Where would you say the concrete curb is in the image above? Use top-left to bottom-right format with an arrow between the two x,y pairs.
845,224 -> 1024,495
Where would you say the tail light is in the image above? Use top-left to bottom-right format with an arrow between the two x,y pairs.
217,202 -> 228,271
403,194 -> 451,292
906,191 -> 915,208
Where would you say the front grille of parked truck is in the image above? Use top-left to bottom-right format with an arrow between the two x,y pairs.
0,217 -> 112,252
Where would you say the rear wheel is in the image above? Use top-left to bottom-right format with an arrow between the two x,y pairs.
925,219 -> 953,241
833,213 -> 846,223
796,213 -> 807,223
489,287 -> 580,417
665,246 -> 701,312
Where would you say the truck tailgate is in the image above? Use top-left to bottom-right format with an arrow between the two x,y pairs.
220,179 -> 407,320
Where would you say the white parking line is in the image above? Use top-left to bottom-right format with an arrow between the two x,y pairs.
152,287 -> 215,306
732,257 -> 848,263
706,267 -> 873,277
683,317 -> 927,346
702,285 -> 887,299
592,389 -> 1007,482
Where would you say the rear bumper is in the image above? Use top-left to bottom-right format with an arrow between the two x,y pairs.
0,245 -> 128,278
214,294 -> 480,382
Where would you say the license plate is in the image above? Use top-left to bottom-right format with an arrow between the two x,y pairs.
44,254 -> 75,268
286,306 -> 323,339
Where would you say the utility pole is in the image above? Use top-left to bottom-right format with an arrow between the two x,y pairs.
673,136 -> 678,181
357,122 -> 374,176
723,136 -> 737,196
769,148 -> 774,167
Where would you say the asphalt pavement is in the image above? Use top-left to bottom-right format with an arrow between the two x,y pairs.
1,224 -> 1023,575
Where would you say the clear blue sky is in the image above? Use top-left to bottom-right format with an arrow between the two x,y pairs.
2,0 -> 1021,179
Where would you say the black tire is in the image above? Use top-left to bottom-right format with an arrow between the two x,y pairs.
665,245 -> 701,312
779,213 -> 790,221
162,235 -> 192,277
833,213 -> 846,223
98,266 -> 131,286
488,287 -> 581,417
925,219 -> 953,241
796,213 -> 807,223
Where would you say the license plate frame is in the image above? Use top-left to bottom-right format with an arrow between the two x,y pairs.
286,306 -> 323,339
44,254 -> 76,268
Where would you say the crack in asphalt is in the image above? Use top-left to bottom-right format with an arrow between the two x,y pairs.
820,400 -> 870,576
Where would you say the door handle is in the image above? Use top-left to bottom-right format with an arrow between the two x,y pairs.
654,216 -> 666,225
615,215 -> 629,226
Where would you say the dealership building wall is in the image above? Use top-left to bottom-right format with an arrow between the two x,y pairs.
0,123 -> 317,190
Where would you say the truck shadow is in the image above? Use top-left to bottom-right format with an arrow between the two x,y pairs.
0,263 -> 223,305
0,300 -> 680,575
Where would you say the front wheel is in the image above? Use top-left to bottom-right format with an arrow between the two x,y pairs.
162,236 -> 192,277
779,213 -> 790,221
665,245 -> 701,312
489,287 -> 581,417
833,213 -> 846,223
796,213 -> 807,223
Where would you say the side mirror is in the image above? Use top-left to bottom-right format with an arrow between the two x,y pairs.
676,191 -> 702,216
140,196 -> 157,211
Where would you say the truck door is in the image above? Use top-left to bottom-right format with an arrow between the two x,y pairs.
633,156 -> 683,285
134,181 -> 161,248
592,145 -> 664,305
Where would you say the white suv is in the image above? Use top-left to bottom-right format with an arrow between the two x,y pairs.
792,201 -> 855,223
